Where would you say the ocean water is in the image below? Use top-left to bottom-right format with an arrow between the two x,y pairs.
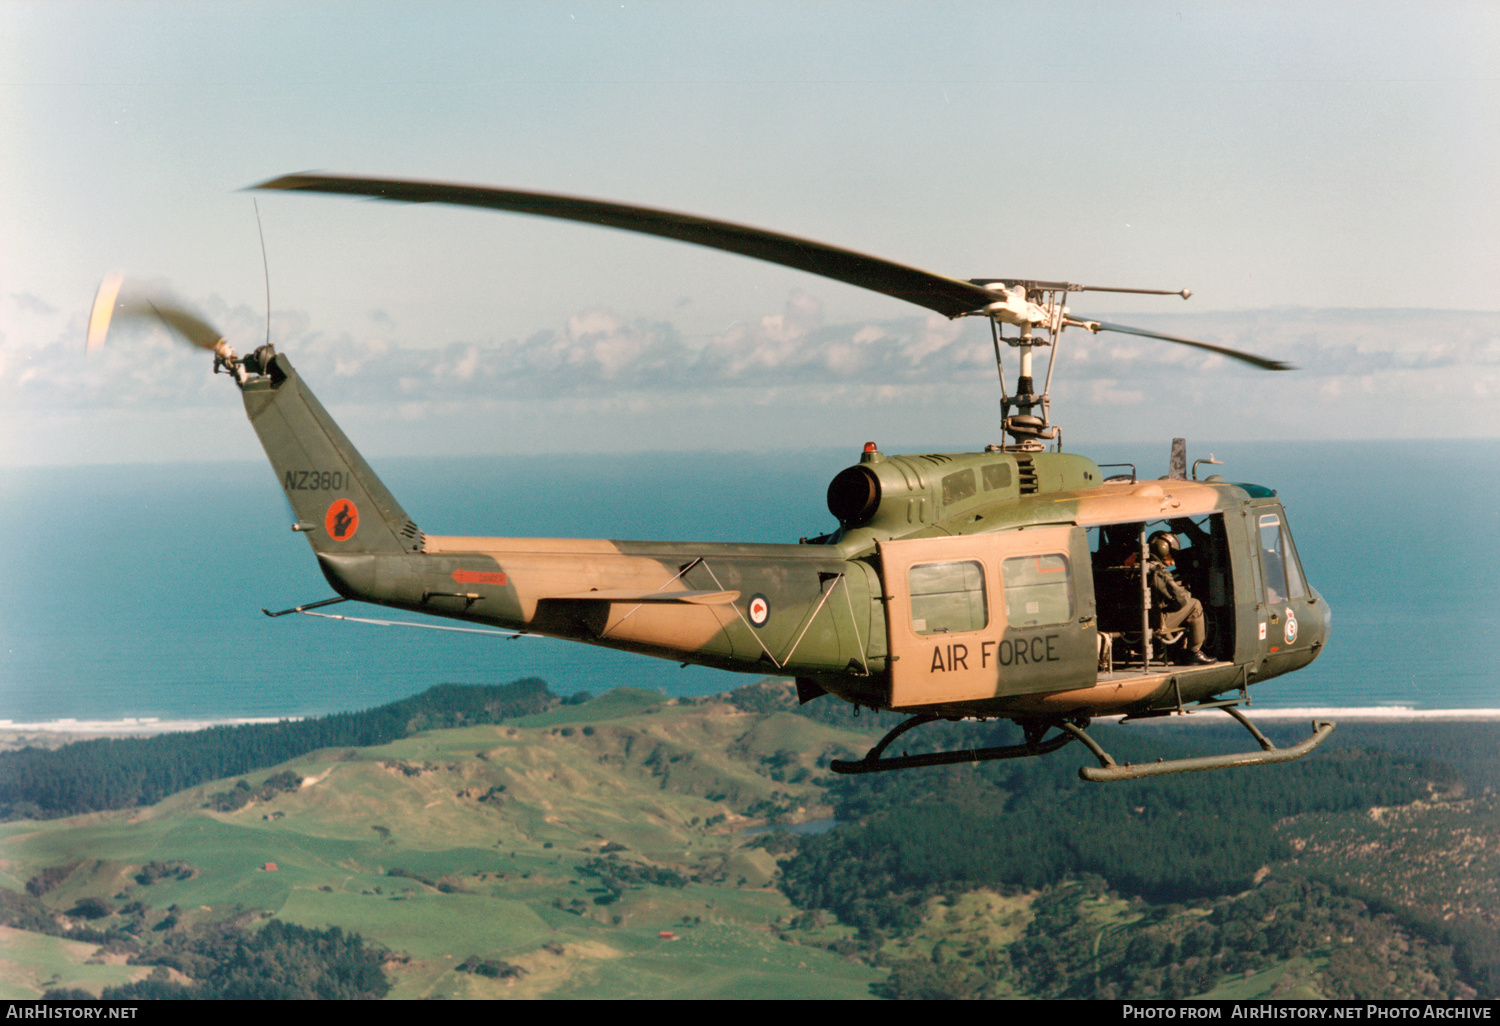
1,440 -> 1496,724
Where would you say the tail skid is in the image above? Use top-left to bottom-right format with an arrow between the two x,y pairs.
264,596 -> 531,637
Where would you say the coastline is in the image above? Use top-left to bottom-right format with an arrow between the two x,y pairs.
1113,706 -> 1500,724
3,705 -> 1500,752
0,716 -> 299,752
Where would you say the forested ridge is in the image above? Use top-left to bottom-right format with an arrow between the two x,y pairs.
765,691 -> 1497,999
0,678 -> 568,819
46,920 -> 390,1001
779,720 -> 1449,917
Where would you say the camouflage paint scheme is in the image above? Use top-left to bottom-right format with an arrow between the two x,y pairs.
244,353 -> 1330,728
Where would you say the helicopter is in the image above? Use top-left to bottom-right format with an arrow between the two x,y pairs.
88,173 -> 1334,781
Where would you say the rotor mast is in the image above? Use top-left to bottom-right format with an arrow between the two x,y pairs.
973,280 -> 1192,452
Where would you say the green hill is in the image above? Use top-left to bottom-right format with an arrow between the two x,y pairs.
2,680 -> 1497,1000
0,683 -> 882,999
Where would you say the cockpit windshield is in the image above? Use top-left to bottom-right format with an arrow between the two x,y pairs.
1257,512 -> 1306,605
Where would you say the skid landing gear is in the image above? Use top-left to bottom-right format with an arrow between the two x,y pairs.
1071,706 -> 1336,782
828,706 -> 1336,780
829,715 -> 1080,775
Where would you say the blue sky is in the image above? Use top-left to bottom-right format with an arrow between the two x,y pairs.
3,1 -> 1498,465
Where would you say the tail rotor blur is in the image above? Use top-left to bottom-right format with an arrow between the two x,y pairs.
86,277 -> 275,386
87,276 -> 229,354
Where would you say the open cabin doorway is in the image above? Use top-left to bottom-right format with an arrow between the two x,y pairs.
1088,512 -> 1235,678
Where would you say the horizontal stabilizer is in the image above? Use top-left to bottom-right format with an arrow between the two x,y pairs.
544,589 -> 741,606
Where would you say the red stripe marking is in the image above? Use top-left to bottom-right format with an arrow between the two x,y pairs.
452,569 -> 508,586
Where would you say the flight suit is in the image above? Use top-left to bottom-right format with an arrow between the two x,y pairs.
1148,557 -> 1206,655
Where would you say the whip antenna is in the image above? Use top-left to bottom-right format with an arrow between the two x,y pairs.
254,197 -> 271,348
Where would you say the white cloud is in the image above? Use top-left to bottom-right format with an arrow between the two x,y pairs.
1088,380 -> 1146,406
5,290 -> 1499,464
9,292 -> 59,317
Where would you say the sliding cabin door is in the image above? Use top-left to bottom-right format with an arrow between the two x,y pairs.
882,527 -> 1097,709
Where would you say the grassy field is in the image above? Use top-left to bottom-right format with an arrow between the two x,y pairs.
1199,957 -> 1329,1001
0,690 -> 884,999
0,926 -> 144,999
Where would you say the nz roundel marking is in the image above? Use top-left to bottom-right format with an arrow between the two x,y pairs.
1283,607 -> 1298,645
747,593 -> 770,628
325,499 -> 359,541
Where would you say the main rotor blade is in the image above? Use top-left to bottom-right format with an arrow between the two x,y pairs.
252,173 -> 1000,319
1079,319 -> 1293,371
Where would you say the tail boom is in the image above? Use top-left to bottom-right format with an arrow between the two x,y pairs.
230,351 -> 879,689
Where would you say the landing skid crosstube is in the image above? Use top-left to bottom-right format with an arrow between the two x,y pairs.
829,705 -> 1335,781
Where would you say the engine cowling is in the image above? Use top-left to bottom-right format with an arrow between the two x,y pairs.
826,447 -> 1103,534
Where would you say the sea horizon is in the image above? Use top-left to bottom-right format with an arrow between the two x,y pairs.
6,704 -> 1500,742
3,440 -> 1497,724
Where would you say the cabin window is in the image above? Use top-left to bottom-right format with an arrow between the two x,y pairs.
1002,553 -> 1073,628
1258,513 -> 1306,605
941,469 -> 977,506
908,560 -> 988,635
982,463 -> 1011,492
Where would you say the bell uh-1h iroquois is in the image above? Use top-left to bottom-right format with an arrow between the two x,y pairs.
88,173 -> 1334,781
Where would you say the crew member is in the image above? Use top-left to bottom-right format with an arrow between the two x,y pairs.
1147,531 -> 1212,665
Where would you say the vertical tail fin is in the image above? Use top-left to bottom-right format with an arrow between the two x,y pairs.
241,354 -> 423,555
